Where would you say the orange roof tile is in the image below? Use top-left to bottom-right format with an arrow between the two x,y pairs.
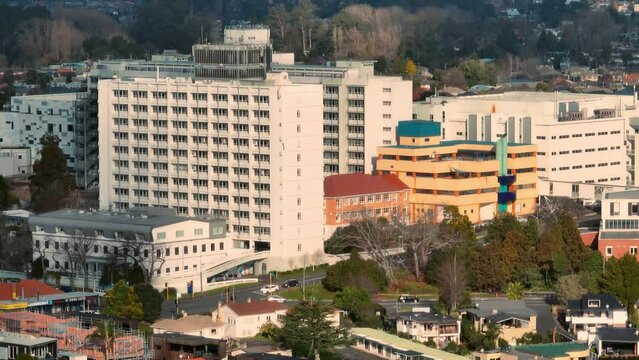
324,173 -> 408,198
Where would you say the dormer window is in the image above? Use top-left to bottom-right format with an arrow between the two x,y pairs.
587,299 -> 601,308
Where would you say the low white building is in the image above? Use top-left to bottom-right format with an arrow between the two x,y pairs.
28,207 -> 254,292
211,300 -> 287,338
0,147 -> 31,177
566,294 -> 628,342
395,312 -> 461,349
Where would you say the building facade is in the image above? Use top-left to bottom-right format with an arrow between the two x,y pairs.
211,301 -> 287,338
28,207 -> 241,292
566,294 -> 628,342
323,173 -> 410,238
272,61 -> 412,175
599,189 -> 639,259
97,73 -> 325,269
395,312 -> 461,349
0,147 -> 31,177
376,121 -> 537,224
0,93 -> 95,188
414,92 -> 635,202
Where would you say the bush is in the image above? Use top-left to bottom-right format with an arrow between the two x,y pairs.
323,250 -> 387,293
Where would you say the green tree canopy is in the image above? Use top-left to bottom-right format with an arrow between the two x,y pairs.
601,254 -> 639,310
333,286 -> 379,327
134,284 -> 162,322
103,280 -> 143,320
323,250 -> 387,293
276,301 -> 353,359
30,134 -> 74,213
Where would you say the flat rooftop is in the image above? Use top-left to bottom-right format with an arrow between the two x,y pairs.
420,91 -> 627,103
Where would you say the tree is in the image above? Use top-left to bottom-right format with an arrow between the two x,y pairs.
134,284 -> 162,323
276,301 -> 353,359
397,214 -> 443,280
505,281 -> 524,300
555,274 -> 586,304
323,250 -> 387,293
437,251 -> 466,314
333,286 -> 378,327
103,280 -> 143,320
292,0 -> 317,56
601,254 -> 639,310
405,59 -> 418,79
0,176 -> 15,210
30,134 -> 74,213
111,232 -> 165,285
54,231 -> 96,289
517,331 -> 545,345
87,320 -> 115,360
268,4 -> 292,51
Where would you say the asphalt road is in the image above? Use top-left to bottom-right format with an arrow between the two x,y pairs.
160,271 -> 326,317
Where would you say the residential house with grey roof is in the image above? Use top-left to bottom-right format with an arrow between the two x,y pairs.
463,299 -> 537,345
566,294 -> 628,341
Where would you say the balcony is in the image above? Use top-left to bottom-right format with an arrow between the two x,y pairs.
347,93 -> 364,100
324,132 -> 339,139
497,191 -> 516,203
348,158 -> 365,165
348,133 -> 364,139
324,157 -> 339,165
348,145 -> 364,152
324,106 -> 339,112
498,175 -> 516,186
348,107 -> 364,113
324,93 -> 339,100
348,119 -> 365,126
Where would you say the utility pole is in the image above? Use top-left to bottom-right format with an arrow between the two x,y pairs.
302,257 -> 307,301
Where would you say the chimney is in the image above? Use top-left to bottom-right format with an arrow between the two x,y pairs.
216,302 -> 223,322
247,297 -> 251,303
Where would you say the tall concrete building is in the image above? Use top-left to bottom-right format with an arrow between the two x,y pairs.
97,73 -> 324,269
413,92 -> 638,202
0,93 -> 95,187
273,61 -> 413,174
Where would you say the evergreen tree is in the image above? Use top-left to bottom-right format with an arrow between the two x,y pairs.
103,280 -> 144,320
30,134 -> 74,213
601,254 -> 639,310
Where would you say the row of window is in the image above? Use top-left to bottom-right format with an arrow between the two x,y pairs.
112,104 -> 270,119
605,246 -> 638,256
113,91 -> 268,103
114,171 -> 271,184
539,146 -> 622,156
538,130 -> 620,140
334,207 -> 405,222
334,193 -> 404,207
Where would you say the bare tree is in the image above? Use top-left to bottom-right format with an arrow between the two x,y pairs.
311,249 -> 324,271
54,231 -> 96,289
537,195 -> 588,230
342,219 -> 403,283
292,0 -> 317,55
396,215 -> 444,281
267,4 -> 292,51
112,233 -> 165,285
437,251 -> 466,314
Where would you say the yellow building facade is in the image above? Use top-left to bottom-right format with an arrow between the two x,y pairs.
377,120 -> 537,223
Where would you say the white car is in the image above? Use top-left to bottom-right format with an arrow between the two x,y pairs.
259,284 -> 279,294
266,295 -> 287,303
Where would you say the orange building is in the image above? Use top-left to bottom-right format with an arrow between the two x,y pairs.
323,173 -> 410,234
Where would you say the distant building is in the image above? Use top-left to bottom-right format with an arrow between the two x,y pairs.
0,93 -> 95,188
414,92 -> 635,202
588,327 -> 639,356
463,300 -> 537,345
323,173 -> 410,237
566,294 -> 628,341
0,331 -> 57,360
28,207 -> 239,293
484,342 -> 591,360
211,300 -> 287,338
0,147 -> 31,177
376,120 -> 537,223
599,189 -> 639,259
395,312 -> 461,349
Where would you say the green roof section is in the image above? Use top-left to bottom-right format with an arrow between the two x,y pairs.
384,140 -> 530,150
350,327 -> 468,360
515,342 -> 589,357
397,120 -> 441,138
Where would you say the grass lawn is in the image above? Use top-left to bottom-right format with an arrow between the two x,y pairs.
275,264 -> 329,280
279,284 -> 335,301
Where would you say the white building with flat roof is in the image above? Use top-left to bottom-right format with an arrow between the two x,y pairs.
28,207 -> 246,292
0,93 -> 95,188
413,92 -> 638,202
97,72 -> 324,270
272,61 -> 413,175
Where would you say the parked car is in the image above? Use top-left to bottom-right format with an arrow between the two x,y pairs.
281,279 -> 300,288
266,295 -> 287,303
259,284 -> 280,294
213,274 -> 227,282
397,294 -> 419,303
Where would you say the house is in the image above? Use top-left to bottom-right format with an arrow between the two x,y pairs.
151,307 -> 225,339
566,294 -> 628,341
211,300 -> 288,338
395,312 -> 461,348
598,189 -> 639,260
0,331 -> 57,360
587,327 -> 639,356
463,300 -> 537,345
151,333 -> 226,360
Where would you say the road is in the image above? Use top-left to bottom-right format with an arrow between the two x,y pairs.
160,271 -> 326,317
